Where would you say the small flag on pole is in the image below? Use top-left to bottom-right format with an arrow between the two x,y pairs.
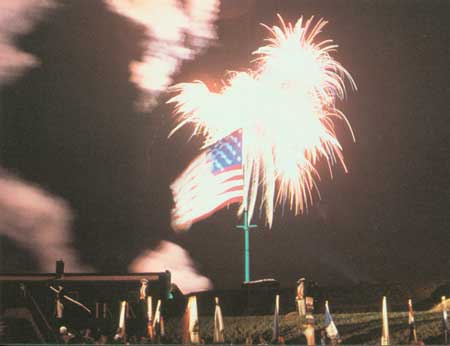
324,300 -> 339,340
183,296 -> 200,344
153,299 -> 165,339
408,299 -> 417,343
381,296 -> 390,346
213,297 -> 225,343
117,301 -> 127,340
147,296 -> 154,342
442,296 -> 448,345
272,294 -> 280,343
171,130 -> 243,231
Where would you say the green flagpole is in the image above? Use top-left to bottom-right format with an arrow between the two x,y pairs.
237,209 -> 257,283
236,128 -> 257,283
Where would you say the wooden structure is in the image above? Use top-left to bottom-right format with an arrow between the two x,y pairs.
0,265 -> 171,343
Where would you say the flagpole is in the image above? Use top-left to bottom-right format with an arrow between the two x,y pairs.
237,202 -> 256,283
244,210 -> 251,282
236,129 -> 257,283
241,209 -> 257,283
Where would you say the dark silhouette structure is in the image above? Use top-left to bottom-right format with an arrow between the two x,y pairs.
0,264 -> 171,343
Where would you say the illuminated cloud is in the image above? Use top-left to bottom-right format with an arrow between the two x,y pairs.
0,168 -> 90,272
106,0 -> 220,108
129,241 -> 212,294
0,1 -> 55,86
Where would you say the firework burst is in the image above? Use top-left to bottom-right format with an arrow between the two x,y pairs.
168,15 -> 356,228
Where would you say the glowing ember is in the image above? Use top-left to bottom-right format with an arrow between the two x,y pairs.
168,15 -> 356,228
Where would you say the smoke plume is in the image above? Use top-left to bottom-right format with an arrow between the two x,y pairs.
0,169 -> 89,272
0,1 -> 55,86
130,241 -> 212,294
106,0 -> 220,108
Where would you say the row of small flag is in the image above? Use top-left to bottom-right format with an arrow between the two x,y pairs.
115,295 -> 225,344
381,296 -> 449,346
114,294 -> 449,344
180,295 -> 449,345
115,297 -> 165,342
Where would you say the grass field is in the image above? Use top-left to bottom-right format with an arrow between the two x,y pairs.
164,310 -> 447,344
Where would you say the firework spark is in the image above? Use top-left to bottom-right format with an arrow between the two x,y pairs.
168,16 -> 356,228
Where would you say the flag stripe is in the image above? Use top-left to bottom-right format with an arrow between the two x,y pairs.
174,194 -> 243,227
173,177 -> 243,210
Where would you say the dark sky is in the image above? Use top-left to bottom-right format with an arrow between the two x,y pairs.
1,0 -> 449,289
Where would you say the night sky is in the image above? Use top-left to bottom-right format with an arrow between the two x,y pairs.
1,0 -> 449,289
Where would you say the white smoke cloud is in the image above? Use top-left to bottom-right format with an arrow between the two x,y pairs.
0,1 -> 55,86
106,0 -> 220,108
0,168 -> 90,272
130,241 -> 212,294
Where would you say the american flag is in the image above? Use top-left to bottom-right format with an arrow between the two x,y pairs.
171,130 -> 244,231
